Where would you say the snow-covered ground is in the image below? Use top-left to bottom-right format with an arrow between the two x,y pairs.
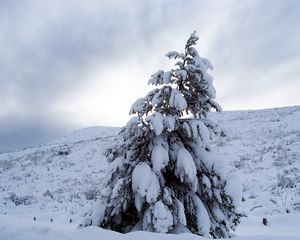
0,106 -> 299,239
211,106 -> 300,216
0,214 -> 300,240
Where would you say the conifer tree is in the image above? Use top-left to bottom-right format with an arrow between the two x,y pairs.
89,32 -> 241,238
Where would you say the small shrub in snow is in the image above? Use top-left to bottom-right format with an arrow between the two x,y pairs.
277,173 -> 296,189
56,146 -> 70,156
0,159 -> 15,172
88,32 -> 241,238
8,193 -> 35,206
272,146 -> 296,167
57,150 -> 69,156
84,188 -> 100,200
234,154 -> 251,169
43,190 -> 54,199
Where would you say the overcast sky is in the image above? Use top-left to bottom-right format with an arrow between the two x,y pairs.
0,0 -> 299,152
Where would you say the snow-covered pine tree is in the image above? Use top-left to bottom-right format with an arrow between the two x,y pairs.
92,32 -> 241,238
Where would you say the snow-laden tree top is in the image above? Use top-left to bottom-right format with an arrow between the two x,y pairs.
130,31 -> 222,121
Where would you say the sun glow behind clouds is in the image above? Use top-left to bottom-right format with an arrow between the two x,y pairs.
52,61 -> 155,127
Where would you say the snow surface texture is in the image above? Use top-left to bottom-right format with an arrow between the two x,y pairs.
0,212 -> 299,240
210,106 -> 300,216
0,127 -> 119,219
0,106 -> 300,239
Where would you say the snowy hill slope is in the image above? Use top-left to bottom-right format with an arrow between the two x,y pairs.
211,106 -> 300,216
0,106 -> 299,239
0,126 -> 119,218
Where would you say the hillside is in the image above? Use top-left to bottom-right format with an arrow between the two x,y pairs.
0,106 -> 299,239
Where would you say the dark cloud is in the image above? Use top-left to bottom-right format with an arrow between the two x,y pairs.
0,116 -> 75,153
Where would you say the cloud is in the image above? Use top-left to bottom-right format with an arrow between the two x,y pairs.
205,0 -> 300,109
0,0 -> 299,151
0,116 -> 75,152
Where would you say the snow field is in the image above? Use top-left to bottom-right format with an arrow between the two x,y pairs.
0,106 -> 299,239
